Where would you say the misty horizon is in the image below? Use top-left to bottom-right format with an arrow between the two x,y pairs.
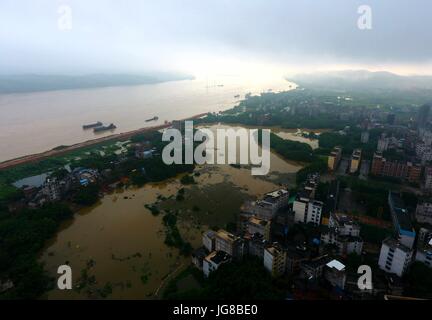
2,0 -> 432,76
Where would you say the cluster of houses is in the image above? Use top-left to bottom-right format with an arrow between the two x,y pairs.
191,168 -> 432,298
191,174 -> 357,295
10,167 -> 100,210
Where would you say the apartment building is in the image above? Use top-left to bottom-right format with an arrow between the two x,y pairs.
247,216 -> 271,241
203,251 -> 231,277
328,146 -> 342,171
350,149 -> 362,174
263,244 -> 287,277
214,229 -> 245,259
378,237 -> 413,277
388,192 -> 416,249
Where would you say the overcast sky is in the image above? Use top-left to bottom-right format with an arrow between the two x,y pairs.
1,0 -> 432,76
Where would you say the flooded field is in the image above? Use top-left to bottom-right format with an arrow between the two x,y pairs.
40,124 -> 303,299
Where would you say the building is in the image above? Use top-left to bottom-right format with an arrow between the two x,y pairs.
249,189 -> 289,220
247,216 -> 271,241
328,212 -> 361,237
377,135 -> 389,152
293,190 -> 323,225
321,228 -> 363,256
415,228 -> 432,268
416,202 -> 432,225
350,149 -> 362,174
371,152 -> 421,183
361,131 -> 369,144
203,251 -> 231,277
388,192 -> 416,249
245,233 -> 268,259
41,178 -> 61,201
328,146 -> 342,171
191,247 -> 208,270
263,244 -> 286,277
406,162 -> 422,184
415,201 -> 432,225
424,167 -> 432,192
300,255 -> 330,282
306,200 -> 324,225
293,174 -> 322,225
214,229 -> 245,259
321,213 -> 363,256
202,230 -> 216,252
324,259 -> 347,289
378,237 -> 413,277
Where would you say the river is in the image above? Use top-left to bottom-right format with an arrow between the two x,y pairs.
0,75 -> 295,162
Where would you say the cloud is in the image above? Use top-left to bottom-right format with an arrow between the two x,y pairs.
1,0 -> 431,74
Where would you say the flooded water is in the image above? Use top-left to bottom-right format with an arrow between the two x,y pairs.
0,75 -> 295,162
273,128 -> 328,149
41,127 -> 302,299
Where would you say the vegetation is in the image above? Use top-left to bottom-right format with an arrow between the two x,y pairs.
0,203 -> 73,299
270,133 -> 315,162
164,258 -> 285,300
162,212 -> 192,256
73,183 -> 100,206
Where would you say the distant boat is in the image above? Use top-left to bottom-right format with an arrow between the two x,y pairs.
234,94 -> 240,98
83,121 -> 103,129
145,116 -> 159,122
93,123 -> 116,132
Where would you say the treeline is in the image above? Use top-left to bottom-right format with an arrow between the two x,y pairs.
270,133 -> 315,162
0,203 -> 73,299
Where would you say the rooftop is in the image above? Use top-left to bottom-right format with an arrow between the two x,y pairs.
326,259 -> 346,271
216,229 -> 240,243
388,192 -> 414,233
383,237 -> 412,254
206,250 -> 231,265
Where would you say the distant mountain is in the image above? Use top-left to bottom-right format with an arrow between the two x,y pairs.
287,70 -> 432,92
0,73 -> 194,94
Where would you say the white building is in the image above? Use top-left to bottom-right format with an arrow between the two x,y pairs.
203,251 -> 231,277
214,229 -> 244,259
361,131 -> 369,144
263,245 -> 286,277
328,213 -> 361,237
41,178 -> 61,201
293,192 -> 309,224
306,200 -> 324,225
377,135 -> 389,152
416,246 -> 432,268
321,229 -> 363,256
202,230 -> 216,252
416,202 -> 432,225
378,238 -> 413,277
251,189 -> 289,220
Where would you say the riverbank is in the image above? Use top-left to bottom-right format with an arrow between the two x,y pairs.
0,113 -> 207,170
